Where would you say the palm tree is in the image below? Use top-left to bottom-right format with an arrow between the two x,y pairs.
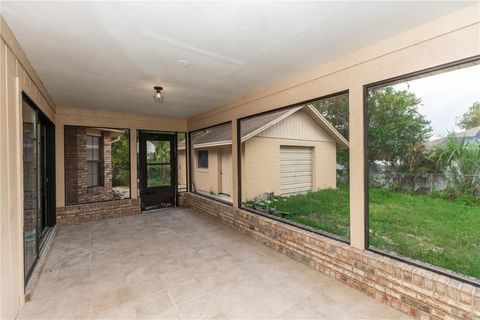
427,136 -> 480,196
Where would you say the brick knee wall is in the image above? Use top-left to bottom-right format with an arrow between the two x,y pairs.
56,198 -> 141,225
179,192 -> 480,320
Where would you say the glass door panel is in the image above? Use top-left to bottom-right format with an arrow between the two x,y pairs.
22,95 -> 55,284
23,102 -> 38,279
146,140 -> 172,187
139,133 -> 177,210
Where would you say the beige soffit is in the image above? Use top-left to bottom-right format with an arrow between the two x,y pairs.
193,140 -> 232,149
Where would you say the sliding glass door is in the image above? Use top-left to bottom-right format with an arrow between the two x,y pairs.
22,95 -> 55,283
23,101 -> 38,279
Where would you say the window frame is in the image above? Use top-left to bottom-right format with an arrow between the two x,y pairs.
363,55 -> 480,287
86,135 -> 103,187
188,121 -> 233,206
177,132 -> 188,193
236,90 -> 350,245
63,126 -> 132,206
196,150 -> 209,170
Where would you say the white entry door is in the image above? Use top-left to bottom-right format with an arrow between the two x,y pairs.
280,146 -> 312,195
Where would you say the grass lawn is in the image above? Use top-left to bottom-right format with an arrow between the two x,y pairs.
246,188 -> 480,280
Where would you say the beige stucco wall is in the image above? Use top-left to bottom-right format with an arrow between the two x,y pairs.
178,149 -> 187,189
241,108 -> 339,201
0,17 -> 57,320
192,147 -> 222,195
187,4 -> 480,249
242,137 -> 336,201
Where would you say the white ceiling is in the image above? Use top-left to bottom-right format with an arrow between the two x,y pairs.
1,1 -> 473,118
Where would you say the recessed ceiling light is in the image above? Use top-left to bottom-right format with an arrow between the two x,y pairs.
177,59 -> 190,67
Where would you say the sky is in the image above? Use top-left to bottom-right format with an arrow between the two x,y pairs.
392,63 -> 480,140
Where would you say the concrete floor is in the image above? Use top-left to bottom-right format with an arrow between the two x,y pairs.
18,208 -> 408,319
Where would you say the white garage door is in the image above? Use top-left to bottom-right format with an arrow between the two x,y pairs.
280,146 -> 312,195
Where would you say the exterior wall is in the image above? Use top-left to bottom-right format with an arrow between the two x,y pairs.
55,107 -> 187,208
242,137 -> 336,201
178,149 -> 187,188
194,109 -> 341,201
180,192 -> 480,320
55,108 -> 187,224
242,108 -> 339,201
192,147 -> 221,194
187,4 -> 480,250
64,127 -> 113,204
0,17 -> 57,320
256,109 -> 337,142
56,198 -> 141,225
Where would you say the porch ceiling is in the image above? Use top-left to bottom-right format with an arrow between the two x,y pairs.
18,208 -> 408,319
2,1 -> 472,118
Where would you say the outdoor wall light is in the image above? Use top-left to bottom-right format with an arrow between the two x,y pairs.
153,86 -> 165,103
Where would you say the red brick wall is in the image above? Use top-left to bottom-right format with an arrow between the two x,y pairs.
179,192 -> 480,320
64,127 -> 113,204
56,198 -> 140,225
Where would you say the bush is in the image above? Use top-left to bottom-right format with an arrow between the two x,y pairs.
112,168 -> 129,186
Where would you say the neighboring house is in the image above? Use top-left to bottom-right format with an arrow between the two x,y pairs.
179,105 -> 348,201
426,125 -> 480,148
64,126 -> 123,204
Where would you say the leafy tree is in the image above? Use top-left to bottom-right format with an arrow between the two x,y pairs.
458,101 -> 480,130
367,86 -> 432,171
312,93 -> 349,139
111,131 -> 130,186
148,140 -> 170,162
312,94 -> 350,174
312,88 -> 432,173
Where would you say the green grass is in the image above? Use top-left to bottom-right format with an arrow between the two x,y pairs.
244,188 -> 480,280
147,177 -> 170,187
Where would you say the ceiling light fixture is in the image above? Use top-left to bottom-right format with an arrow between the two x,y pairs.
153,86 -> 165,103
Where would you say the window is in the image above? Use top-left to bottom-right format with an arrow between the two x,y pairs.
366,60 -> 480,281
65,126 -> 131,205
146,139 -> 171,187
197,150 -> 208,169
87,135 -> 102,187
190,123 -> 232,203
239,92 -> 350,241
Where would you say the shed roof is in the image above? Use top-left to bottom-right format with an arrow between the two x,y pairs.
181,105 -> 349,149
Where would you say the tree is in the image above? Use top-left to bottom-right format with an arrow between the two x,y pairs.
312,93 -> 350,173
458,101 -> 480,130
312,93 -> 349,140
111,132 -> 130,186
367,86 -> 432,171
312,89 -> 432,174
